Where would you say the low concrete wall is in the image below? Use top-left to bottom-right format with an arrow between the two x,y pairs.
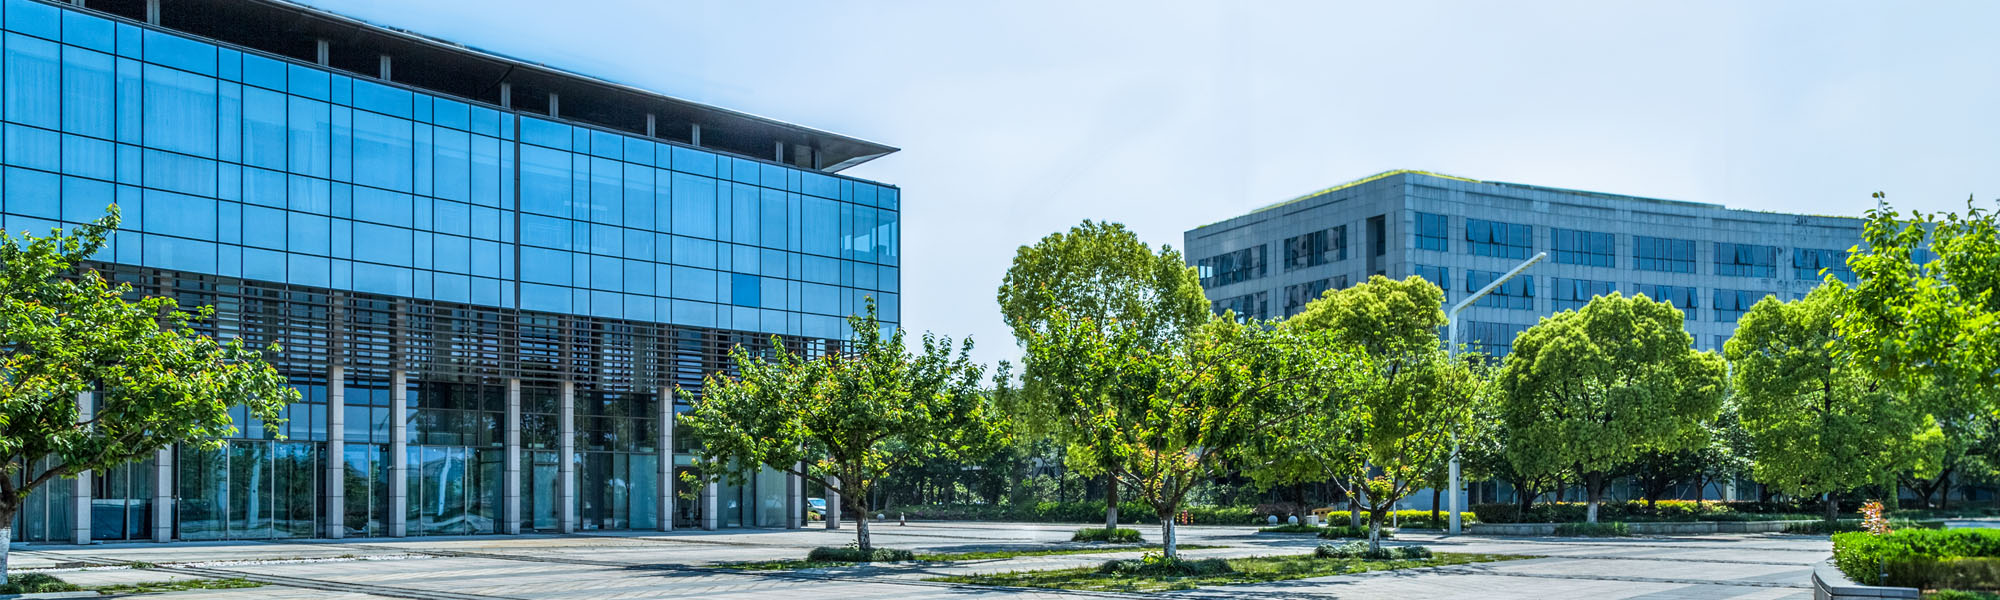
1812,560 -> 1918,599
1465,519 -> 1818,536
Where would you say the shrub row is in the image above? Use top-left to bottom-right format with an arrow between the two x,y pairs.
805,546 -> 915,562
1783,518 -> 1945,535
1255,524 -> 1393,539
1833,529 -> 2000,587
1072,527 -> 1144,543
891,502 -> 1259,525
1553,522 -> 1630,537
1471,500 -> 1824,524
1314,541 -> 1433,560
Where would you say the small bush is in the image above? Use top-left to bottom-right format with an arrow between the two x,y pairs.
1383,510 -> 1478,529
1072,527 -> 1143,543
1319,525 -> 1391,540
1929,590 -> 2000,600
805,546 -> 916,563
0,573 -> 81,594
1098,553 -> 1233,576
1553,522 -> 1630,537
1313,541 -> 1433,560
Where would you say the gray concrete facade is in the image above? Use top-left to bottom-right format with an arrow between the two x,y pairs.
1184,170 -> 1864,355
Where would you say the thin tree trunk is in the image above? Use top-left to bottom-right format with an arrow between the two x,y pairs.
1585,471 -> 1603,524
1941,474 -> 1955,510
1104,475 -> 1120,531
1823,493 -> 1838,526
856,506 -> 873,552
1431,487 -> 1442,526
1162,514 -> 1179,559
1,522 -> 11,585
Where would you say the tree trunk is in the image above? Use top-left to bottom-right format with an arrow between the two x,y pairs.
1104,476 -> 1120,531
1431,487 -> 1442,526
1162,514 -> 1179,559
1693,474 -> 1706,508
856,507 -> 873,552
1367,506 -> 1386,552
1823,493 -> 1838,526
1941,474 -> 1955,510
1,522 -> 11,586
1585,471 -> 1603,524
1349,481 -> 1362,527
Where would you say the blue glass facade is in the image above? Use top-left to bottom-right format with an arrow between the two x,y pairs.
3,0 -> 888,543
0,0 -> 900,339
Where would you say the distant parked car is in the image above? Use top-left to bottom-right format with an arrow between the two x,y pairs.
808,497 -> 828,520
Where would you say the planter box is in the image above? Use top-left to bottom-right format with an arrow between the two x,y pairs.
1811,560 -> 1918,599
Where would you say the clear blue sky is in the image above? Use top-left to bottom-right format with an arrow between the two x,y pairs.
308,0 -> 2000,368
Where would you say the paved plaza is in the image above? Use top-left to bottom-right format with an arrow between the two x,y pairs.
7,522 -> 1831,599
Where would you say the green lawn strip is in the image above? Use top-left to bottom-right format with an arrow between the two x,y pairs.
0,573 -> 82,594
714,544 -> 1228,571
89,578 -> 265,594
926,552 -> 1529,593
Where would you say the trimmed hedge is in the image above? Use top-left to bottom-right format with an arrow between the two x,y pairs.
1314,541 -> 1433,560
1471,500 -> 1819,524
1383,510 -> 1478,529
1785,518 -> 1946,535
891,502 -> 1259,525
806,546 -> 916,562
1320,525 -> 1391,540
1833,529 -> 2000,587
1553,522 -> 1630,537
1072,527 -> 1144,543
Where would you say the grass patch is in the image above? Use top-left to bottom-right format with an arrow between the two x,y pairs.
90,578 -> 264,594
806,546 -> 915,562
1554,522 -> 1631,537
1787,518 -> 1946,535
1257,523 -> 1323,534
716,544 -> 1227,571
0,573 -> 81,594
928,552 -> 1526,592
1072,527 -> 1143,543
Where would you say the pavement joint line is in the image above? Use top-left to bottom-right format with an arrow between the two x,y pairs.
34,553 -> 524,600
1401,563 -> 1813,590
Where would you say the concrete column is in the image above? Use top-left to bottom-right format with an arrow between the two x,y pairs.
825,475 -> 840,530
498,83 -> 511,109
786,463 -> 802,530
503,379 -> 521,534
377,54 -> 392,81
699,483 -> 718,531
691,124 -> 702,147
645,114 -> 656,138
143,0 -> 158,24
657,387 -> 674,532
388,370 -> 408,537
549,93 -> 560,119
314,39 -> 330,66
325,364 -> 345,539
72,391 -> 93,545
151,445 -> 173,542
558,381 -> 576,533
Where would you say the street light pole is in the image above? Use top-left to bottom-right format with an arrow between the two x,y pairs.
1446,251 -> 1545,535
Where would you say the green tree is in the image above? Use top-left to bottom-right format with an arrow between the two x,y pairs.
1032,309 -> 1359,558
1277,275 -> 1481,549
1499,293 -> 1726,523
997,220 -> 1208,531
1838,198 -> 2000,397
676,303 -> 1004,552
0,209 -> 296,583
1728,286 -> 1944,524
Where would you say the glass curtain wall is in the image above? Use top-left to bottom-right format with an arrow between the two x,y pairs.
7,457 -> 72,542
175,440 -> 318,540
574,390 -> 658,530
519,384 -> 560,532
90,457 -> 154,541
408,380 -> 504,535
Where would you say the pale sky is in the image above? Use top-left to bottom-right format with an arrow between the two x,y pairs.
307,0 -> 2000,368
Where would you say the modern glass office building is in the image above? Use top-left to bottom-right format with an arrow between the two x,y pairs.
2,0 -> 899,543
1185,170 -> 1862,358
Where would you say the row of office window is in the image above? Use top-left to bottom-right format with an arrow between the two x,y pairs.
1212,290 -> 1267,321
1282,226 -> 1346,271
1281,275 -> 1347,316
1406,265 -> 1766,322
1410,212 -> 1853,280
1197,245 -> 1266,288
0,1 -> 901,340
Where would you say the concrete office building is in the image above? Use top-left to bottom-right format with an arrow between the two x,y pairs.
2,0 -> 899,543
1184,170 -> 1862,357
